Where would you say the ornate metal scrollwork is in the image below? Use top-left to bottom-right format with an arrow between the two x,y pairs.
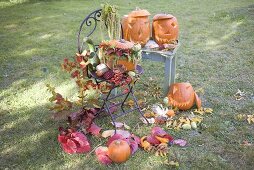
77,9 -> 102,53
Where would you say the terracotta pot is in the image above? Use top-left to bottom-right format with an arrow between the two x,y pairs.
105,55 -> 136,71
167,82 -> 201,110
121,9 -> 150,47
117,58 -> 136,71
152,14 -> 179,45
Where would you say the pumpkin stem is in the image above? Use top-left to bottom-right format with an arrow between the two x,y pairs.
115,140 -> 121,145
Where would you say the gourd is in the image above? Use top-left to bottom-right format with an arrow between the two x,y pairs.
108,140 -> 131,163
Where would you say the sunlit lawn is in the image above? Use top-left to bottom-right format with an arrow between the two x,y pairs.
1,0 -> 254,169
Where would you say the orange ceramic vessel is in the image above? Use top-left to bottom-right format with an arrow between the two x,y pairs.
106,55 -> 136,71
100,40 -> 136,71
167,82 -> 201,110
152,14 -> 179,45
121,9 -> 151,47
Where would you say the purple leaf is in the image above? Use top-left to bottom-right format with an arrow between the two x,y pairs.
173,139 -> 187,147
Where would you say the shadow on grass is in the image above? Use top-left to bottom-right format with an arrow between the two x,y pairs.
1,2 -> 254,169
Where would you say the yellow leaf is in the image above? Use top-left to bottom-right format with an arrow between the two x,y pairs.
127,100 -> 135,108
185,117 -> 191,125
191,117 -> 203,123
247,115 -> 254,124
175,122 -> 183,131
167,161 -> 179,167
123,123 -> 131,130
204,108 -> 213,114
178,117 -> 186,123
166,120 -> 173,128
172,120 -> 178,127
141,136 -> 151,150
193,108 -> 205,115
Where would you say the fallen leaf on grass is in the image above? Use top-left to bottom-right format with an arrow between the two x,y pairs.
247,115 -> 254,124
110,122 -> 131,129
111,122 -> 124,128
166,161 -> 179,167
140,117 -> 155,124
235,114 -> 254,124
86,123 -> 102,136
144,111 -> 156,118
241,140 -> 252,146
173,139 -> 187,147
126,100 -> 135,108
235,114 -> 247,121
193,107 -> 213,115
101,130 -> 131,138
234,89 -> 245,100
123,123 -> 131,129
95,146 -> 112,165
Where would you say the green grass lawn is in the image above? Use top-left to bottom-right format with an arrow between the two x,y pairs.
1,0 -> 254,169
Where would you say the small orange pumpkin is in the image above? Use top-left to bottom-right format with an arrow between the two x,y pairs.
122,9 -> 150,47
152,14 -> 179,45
167,83 -> 201,110
108,139 -> 131,163
166,109 -> 175,117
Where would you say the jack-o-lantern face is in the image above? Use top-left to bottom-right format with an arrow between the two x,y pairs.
168,83 -> 196,110
152,14 -> 179,45
122,9 -> 150,47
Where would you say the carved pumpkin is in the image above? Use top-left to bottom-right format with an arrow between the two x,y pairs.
122,9 -> 150,47
167,83 -> 201,110
152,14 -> 179,45
108,139 -> 131,163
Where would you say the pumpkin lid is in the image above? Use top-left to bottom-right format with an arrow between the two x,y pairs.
153,14 -> 175,21
128,9 -> 150,17
100,39 -> 134,49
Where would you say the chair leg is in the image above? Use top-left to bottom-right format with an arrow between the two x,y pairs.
128,84 -> 150,125
95,86 -> 114,117
104,101 -> 117,134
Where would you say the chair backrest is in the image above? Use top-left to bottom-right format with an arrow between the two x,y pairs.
77,9 -> 124,54
77,9 -> 102,54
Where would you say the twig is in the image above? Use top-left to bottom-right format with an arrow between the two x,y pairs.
85,142 -> 103,158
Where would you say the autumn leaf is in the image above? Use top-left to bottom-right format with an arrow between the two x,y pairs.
204,108 -> 213,114
193,108 -> 205,115
166,161 -> 179,167
247,115 -> 254,124
126,100 -> 135,108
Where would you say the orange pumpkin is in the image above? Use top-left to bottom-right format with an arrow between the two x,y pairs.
152,14 -> 179,45
121,9 -> 150,47
166,109 -> 175,117
167,83 -> 201,110
108,140 -> 131,163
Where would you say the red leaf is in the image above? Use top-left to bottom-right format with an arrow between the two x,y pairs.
146,135 -> 161,145
95,146 -> 112,165
71,70 -> 80,78
58,128 -> 91,154
151,126 -> 167,137
64,58 -> 68,64
86,123 -> 102,136
129,139 -> 138,155
76,55 -> 83,63
129,134 -> 141,155
106,134 -> 125,146
131,134 -> 141,145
